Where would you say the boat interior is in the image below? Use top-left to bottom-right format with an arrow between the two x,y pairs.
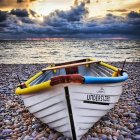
30,59 -> 114,86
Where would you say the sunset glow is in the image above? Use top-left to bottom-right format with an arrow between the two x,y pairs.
0,0 -> 139,17
0,0 -> 140,39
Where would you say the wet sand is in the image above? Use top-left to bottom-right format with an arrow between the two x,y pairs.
0,62 -> 140,140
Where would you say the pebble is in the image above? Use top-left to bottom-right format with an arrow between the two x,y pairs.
134,128 -> 140,134
0,116 -> 3,121
0,135 -> 6,139
101,116 -> 110,121
87,137 -> 95,140
128,113 -> 137,118
2,129 -> 13,135
132,135 -> 140,140
128,124 -> 134,130
23,135 -> 31,140
101,134 -> 107,140
31,131 -> 38,137
113,136 -> 118,140
107,135 -> 113,140
35,133 -> 44,139
48,133 -> 55,139
137,106 -> 140,112
117,135 -> 124,140
93,138 -> 99,140
32,124 -> 40,129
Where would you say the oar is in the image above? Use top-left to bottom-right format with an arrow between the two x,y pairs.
17,75 -> 22,85
120,59 -> 127,75
112,59 -> 127,77
121,59 -> 126,72
17,75 -> 26,89
42,60 -> 100,72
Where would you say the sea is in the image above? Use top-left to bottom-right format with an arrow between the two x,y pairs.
0,39 -> 140,64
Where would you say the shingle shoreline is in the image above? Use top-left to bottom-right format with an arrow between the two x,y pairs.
0,62 -> 140,140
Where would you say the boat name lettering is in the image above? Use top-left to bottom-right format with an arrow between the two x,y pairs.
87,94 -> 110,102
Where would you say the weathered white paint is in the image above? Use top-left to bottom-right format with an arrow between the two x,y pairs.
21,82 -> 123,140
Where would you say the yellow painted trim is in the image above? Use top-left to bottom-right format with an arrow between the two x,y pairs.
99,61 -> 119,72
89,58 -> 119,72
50,64 -> 56,73
89,58 -> 96,61
53,69 -> 57,73
15,64 -> 53,95
26,71 -> 43,85
86,58 -> 96,67
15,80 -> 51,95
15,59 -> 120,95
25,64 -> 52,85
112,71 -> 119,77
86,58 -> 89,67
89,58 -> 120,76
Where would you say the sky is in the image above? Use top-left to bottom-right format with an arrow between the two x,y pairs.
0,0 -> 140,39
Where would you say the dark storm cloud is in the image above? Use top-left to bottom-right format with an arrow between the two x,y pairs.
85,0 -> 90,4
0,10 -> 8,22
107,9 -> 128,13
29,9 -> 37,17
74,0 -> 90,6
44,2 -> 88,25
17,0 -> 24,3
0,3 -> 140,39
127,11 -> 140,18
10,9 -> 29,17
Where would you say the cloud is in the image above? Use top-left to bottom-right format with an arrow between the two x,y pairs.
17,0 -> 24,3
85,0 -> 90,4
74,0 -> 90,6
126,1 -> 140,10
74,0 -> 78,6
0,0 -> 29,9
0,10 -> 8,22
127,11 -> 140,18
107,9 -> 128,13
0,3 -> 140,39
44,3 -> 88,24
29,9 -> 38,17
10,9 -> 29,17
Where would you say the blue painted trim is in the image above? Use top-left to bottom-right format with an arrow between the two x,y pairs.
84,72 -> 128,84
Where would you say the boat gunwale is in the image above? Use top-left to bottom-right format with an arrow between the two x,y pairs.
84,72 -> 128,84
15,58 -> 128,95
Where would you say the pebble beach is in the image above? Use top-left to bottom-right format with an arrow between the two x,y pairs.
0,62 -> 140,140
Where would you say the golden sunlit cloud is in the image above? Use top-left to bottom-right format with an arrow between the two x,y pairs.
74,0 -> 78,6
31,0 -> 71,16
0,0 -> 29,9
0,0 -> 139,17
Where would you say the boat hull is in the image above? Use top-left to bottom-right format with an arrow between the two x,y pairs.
21,83 -> 123,140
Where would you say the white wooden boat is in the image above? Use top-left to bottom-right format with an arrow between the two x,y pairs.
15,58 -> 128,140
